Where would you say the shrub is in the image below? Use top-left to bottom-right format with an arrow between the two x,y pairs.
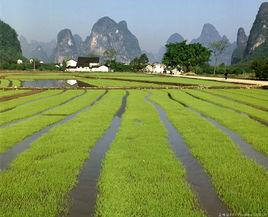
251,59 -> 268,80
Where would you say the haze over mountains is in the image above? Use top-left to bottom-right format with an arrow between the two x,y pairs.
19,19 -> 237,64
2,2 -> 267,65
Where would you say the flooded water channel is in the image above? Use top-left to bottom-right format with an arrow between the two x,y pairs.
148,97 -> 229,217
66,92 -> 128,217
22,80 -> 91,88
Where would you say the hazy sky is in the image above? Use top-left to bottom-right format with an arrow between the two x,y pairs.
0,0 -> 265,53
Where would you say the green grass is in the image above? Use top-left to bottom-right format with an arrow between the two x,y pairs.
0,90 -> 84,126
5,73 -> 75,81
0,90 -> 105,153
81,74 -> 237,87
169,90 -> 268,155
0,90 -> 62,112
80,78 -> 161,87
10,79 -> 21,87
96,91 -> 205,217
3,71 -> 243,88
0,79 -> 11,87
205,89 -> 268,110
184,89 -> 268,123
0,90 -> 124,217
150,91 -> 268,214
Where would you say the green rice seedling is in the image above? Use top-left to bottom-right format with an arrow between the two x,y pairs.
91,75 -> 237,87
169,90 -> 268,155
0,90 -> 62,112
96,91 -> 205,217
185,89 -> 268,123
0,90 -> 83,126
0,91 -> 124,217
151,91 -> 268,215
225,89 -> 268,101
205,89 -> 268,110
80,78 -> 161,87
0,91 -> 105,153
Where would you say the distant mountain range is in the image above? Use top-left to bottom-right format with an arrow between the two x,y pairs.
231,2 -> 268,64
19,36 -> 56,63
20,17 -> 142,63
10,2 -> 268,65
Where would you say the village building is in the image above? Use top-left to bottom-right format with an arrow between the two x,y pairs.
145,64 -> 165,74
17,59 -> 23,64
66,57 -> 109,72
145,63 -> 183,75
66,59 -> 77,68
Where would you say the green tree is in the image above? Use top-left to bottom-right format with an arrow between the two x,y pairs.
163,41 -> 211,72
209,39 -> 229,74
251,59 -> 268,80
130,53 -> 149,72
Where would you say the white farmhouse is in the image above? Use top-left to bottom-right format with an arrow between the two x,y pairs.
66,57 -> 109,72
91,65 -> 109,72
146,64 -> 166,74
17,59 -> 23,64
66,59 -> 77,68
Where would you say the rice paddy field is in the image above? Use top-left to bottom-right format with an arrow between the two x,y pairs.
0,71 -> 267,217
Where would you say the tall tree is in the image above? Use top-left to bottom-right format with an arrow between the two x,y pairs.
163,41 -> 211,72
130,53 -> 149,72
209,39 -> 229,74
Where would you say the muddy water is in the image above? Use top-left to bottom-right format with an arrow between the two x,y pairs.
148,98 -> 229,217
0,91 -> 107,171
0,91 -> 87,129
66,92 -> 128,217
168,93 -> 268,170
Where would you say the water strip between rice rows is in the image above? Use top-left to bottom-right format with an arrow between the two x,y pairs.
66,91 -> 128,217
168,93 -> 268,170
147,95 -> 229,217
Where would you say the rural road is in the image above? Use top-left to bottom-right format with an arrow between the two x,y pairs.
176,75 -> 268,87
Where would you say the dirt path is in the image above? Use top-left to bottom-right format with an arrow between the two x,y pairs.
176,75 -> 268,87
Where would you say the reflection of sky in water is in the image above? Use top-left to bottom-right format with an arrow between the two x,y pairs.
22,80 -> 78,88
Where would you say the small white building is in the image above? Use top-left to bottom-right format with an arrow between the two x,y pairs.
146,64 -> 166,74
17,59 -> 23,64
66,59 -> 77,68
65,57 -> 109,72
91,65 -> 109,72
